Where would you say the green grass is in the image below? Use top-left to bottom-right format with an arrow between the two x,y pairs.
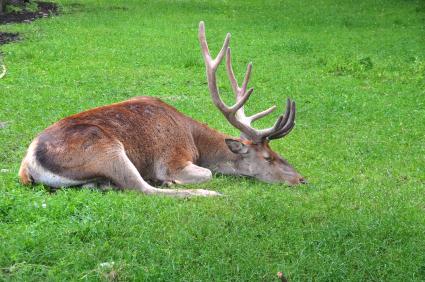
1,0 -> 424,280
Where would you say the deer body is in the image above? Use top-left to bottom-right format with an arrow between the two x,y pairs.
19,97 -> 225,196
19,22 -> 305,197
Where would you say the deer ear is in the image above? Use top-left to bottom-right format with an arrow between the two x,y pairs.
225,139 -> 249,154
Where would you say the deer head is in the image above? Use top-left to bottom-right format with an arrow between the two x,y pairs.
199,22 -> 306,185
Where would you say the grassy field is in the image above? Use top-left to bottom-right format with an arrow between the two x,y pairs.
1,0 -> 424,280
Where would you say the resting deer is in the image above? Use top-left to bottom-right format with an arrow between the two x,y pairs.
19,22 -> 305,197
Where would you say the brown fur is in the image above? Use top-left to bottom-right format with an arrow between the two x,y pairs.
18,160 -> 32,185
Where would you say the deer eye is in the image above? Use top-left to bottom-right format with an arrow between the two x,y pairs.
264,156 -> 273,162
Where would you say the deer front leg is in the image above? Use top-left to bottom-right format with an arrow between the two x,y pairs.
172,162 -> 213,184
95,152 -> 219,197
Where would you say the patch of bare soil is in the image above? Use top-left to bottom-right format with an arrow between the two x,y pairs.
0,1 -> 57,24
0,1 -> 58,45
0,31 -> 19,44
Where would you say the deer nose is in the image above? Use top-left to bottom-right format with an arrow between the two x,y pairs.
299,177 -> 307,184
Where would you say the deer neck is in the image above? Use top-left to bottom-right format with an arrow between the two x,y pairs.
190,121 -> 240,174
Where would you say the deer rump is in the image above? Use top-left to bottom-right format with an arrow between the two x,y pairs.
19,22 -> 305,197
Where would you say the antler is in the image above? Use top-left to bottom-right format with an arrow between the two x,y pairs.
198,21 -> 296,143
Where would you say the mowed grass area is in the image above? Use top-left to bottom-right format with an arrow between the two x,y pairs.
1,0 -> 424,280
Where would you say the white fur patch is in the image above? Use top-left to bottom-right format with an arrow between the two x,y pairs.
175,162 -> 212,184
24,140 -> 86,188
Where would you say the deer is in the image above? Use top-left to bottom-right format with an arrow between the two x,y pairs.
18,22 -> 305,197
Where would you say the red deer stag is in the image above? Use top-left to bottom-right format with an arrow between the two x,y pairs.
19,22 -> 305,197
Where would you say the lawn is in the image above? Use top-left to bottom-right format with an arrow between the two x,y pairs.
1,0 -> 424,280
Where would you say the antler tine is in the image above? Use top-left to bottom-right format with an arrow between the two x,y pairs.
247,99 -> 296,140
225,47 -> 252,99
274,98 -> 292,130
199,21 -> 230,71
268,100 -> 296,140
249,106 -> 277,122
225,47 -> 239,95
257,114 -> 284,136
241,63 -> 252,96
231,87 -> 254,112
199,21 -> 232,114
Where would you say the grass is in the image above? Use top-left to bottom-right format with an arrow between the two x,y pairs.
1,0 -> 424,280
